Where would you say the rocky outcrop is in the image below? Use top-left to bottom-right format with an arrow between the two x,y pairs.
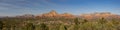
80,12 -> 118,19
37,10 -> 75,18
37,10 -> 120,19
41,10 -> 59,17
60,13 -> 74,18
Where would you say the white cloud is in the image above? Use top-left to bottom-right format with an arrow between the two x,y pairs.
0,0 -> 57,16
0,2 -> 36,16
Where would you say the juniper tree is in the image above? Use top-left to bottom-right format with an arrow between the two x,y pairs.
74,18 -> 79,25
98,18 -> 107,24
26,23 -> 35,30
0,21 -> 3,30
59,24 -> 67,30
40,23 -> 49,30
73,18 -> 80,30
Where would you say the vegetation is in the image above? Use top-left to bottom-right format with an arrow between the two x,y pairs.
0,17 -> 120,30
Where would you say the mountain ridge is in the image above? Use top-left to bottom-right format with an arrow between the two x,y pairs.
1,10 -> 120,19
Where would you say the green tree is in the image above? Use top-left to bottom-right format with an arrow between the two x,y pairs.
80,19 -> 88,24
111,19 -> 119,25
74,18 -> 79,25
98,18 -> 107,24
0,21 -> 3,30
40,23 -> 49,30
59,24 -> 67,30
73,18 -> 80,30
25,23 -> 35,30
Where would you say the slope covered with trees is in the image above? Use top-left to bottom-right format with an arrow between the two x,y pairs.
0,10 -> 120,30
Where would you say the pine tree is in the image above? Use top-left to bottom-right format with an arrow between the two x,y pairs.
80,19 -> 88,24
73,18 -> 80,30
0,21 -> 3,30
98,18 -> 107,24
40,23 -> 49,30
26,23 -> 35,30
74,18 -> 79,25
59,24 -> 67,30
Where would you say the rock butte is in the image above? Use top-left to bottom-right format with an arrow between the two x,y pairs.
37,10 -> 74,18
19,10 -> 120,19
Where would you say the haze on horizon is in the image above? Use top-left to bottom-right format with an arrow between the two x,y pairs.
0,0 -> 120,16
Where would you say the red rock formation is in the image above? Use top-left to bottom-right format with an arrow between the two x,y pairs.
60,13 -> 74,18
80,12 -> 117,19
37,10 -> 75,18
41,10 -> 59,17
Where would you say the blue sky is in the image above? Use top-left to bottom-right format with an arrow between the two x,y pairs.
0,0 -> 120,16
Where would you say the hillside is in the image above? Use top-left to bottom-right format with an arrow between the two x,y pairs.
80,12 -> 120,19
0,10 -> 120,30
36,10 -> 75,18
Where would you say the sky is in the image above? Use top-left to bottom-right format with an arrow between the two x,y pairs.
0,0 -> 120,16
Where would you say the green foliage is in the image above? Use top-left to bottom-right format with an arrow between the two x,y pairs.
25,23 -> 35,30
59,24 -> 67,30
0,21 -> 3,30
0,17 -> 120,30
74,18 -> 79,25
98,18 -> 107,24
40,23 -> 49,30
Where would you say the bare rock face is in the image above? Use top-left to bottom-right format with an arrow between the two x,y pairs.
80,12 -> 117,19
80,14 -> 93,19
42,10 -> 59,17
61,13 -> 74,18
37,10 -> 75,18
94,12 -> 113,17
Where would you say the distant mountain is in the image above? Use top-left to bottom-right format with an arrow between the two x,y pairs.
41,10 -> 59,17
60,13 -> 74,17
37,10 -> 74,18
80,12 -> 120,19
12,10 -> 120,19
16,14 -> 34,18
